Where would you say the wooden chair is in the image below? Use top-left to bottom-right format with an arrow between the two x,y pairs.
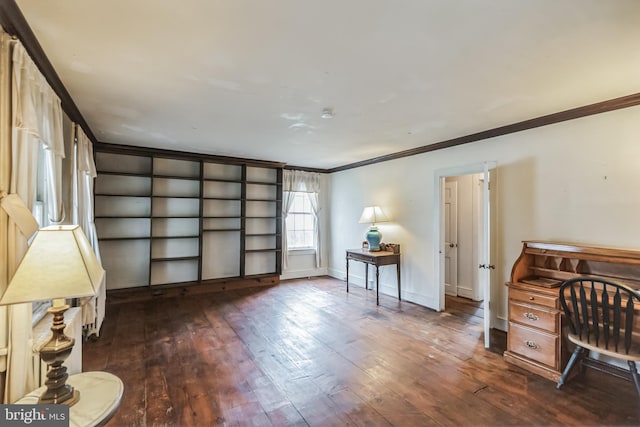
556,277 -> 640,397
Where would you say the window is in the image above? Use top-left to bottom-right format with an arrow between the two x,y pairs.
31,144 -> 52,323
32,117 -> 73,323
285,192 -> 315,249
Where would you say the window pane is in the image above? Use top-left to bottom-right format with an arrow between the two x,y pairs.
293,213 -> 301,230
304,214 -> 314,230
303,231 -> 314,247
286,192 -> 315,249
292,230 -> 304,248
285,215 -> 295,229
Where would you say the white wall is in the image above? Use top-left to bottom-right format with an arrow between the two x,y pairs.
281,173 -> 330,279
328,105 -> 640,330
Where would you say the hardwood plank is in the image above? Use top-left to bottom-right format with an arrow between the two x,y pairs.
84,276 -> 640,426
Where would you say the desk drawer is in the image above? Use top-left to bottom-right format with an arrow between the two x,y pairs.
347,253 -> 374,263
510,288 -> 558,309
508,322 -> 558,368
509,301 -> 558,333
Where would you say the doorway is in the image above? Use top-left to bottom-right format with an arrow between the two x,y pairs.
444,174 -> 483,301
434,162 -> 496,348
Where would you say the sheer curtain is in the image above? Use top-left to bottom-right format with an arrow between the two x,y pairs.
282,170 -> 322,269
73,123 -> 105,335
0,29 -> 13,405
73,124 -> 100,257
0,36 -> 65,403
42,93 -> 65,224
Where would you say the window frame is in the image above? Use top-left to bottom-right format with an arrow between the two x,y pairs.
285,191 -> 316,251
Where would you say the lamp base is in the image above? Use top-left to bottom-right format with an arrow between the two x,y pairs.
38,304 -> 79,406
366,226 -> 382,251
39,388 -> 79,406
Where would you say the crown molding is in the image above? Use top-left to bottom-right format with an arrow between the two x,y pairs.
3,0 -> 639,174
0,0 -> 97,143
328,92 -> 640,173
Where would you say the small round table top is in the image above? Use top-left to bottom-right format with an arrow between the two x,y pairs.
15,371 -> 123,427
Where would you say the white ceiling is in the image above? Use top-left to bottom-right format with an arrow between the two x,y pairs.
14,0 -> 640,169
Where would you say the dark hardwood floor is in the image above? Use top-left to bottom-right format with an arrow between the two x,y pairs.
84,277 -> 640,426
444,294 -> 508,355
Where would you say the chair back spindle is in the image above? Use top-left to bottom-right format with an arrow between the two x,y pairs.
555,276 -> 640,399
560,278 -> 638,355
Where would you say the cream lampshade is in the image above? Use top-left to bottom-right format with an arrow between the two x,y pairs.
0,225 -> 104,405
358,206 -> 389,251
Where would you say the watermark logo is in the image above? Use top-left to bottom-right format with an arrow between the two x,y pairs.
0,405 -> 68,426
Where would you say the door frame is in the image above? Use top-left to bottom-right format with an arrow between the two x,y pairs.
433,161 -> 496,346
443,179 -> 458,296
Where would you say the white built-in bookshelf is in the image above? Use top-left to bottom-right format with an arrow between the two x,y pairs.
94,145 -> 283,291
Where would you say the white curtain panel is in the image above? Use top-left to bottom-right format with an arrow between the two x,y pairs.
74,124 -> 99,258
33,71 -> 65,224
281,190 -> 295,269
0,29 -> 13,403
307,191 -> 321,268
74,124 -> 105,335
42,102 -> 65,224
282,170 -> 322,269
2,39 -> 64,403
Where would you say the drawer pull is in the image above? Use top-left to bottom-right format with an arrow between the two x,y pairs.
524,340 -> 539,349
523,312 -> 539,321
528,296 -> 534,301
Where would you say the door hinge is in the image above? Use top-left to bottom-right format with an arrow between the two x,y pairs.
478,264 -> 496,269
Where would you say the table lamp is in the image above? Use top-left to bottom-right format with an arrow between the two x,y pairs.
358,206 -> 389,251
0,225 -> 104,405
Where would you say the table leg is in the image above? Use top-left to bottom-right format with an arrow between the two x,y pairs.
397,260 -> 401,301
346,257 -> 349,293
365,263 -> 369,290
376,265 -> 380,305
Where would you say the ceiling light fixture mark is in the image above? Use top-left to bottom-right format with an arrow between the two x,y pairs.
288,123 -> 315,130
281,113 -> 304,121
321,108 -> 334,119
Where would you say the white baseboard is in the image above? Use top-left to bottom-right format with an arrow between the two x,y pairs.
281,267 -> 328,281
328,268 -> 345,281
329,268 -> 437,310
494,316 -> 507,332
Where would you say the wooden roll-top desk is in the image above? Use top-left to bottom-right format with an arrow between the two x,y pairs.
504,241 -> 640,382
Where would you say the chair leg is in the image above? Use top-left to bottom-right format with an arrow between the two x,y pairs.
557,345 -> 584,389
628,361 -> 640,399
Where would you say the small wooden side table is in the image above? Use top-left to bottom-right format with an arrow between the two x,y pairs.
346,249 -> 401,305
15,371 -> 123,427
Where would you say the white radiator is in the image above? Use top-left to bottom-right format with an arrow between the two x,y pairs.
81,273 -> 106,337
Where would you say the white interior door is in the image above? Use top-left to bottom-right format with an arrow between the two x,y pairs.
480,163 -> 495,348
444,180 -> 458,296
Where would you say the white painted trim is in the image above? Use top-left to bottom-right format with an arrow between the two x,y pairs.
433,162 -> 497,317
287,248 -> 316,256
328,268 -> 436,310
280,267 -> 328,280
494,316 -> 507,332
434,162 -> 496,308
328,267 -> 341,278
331,270 -> 367,288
